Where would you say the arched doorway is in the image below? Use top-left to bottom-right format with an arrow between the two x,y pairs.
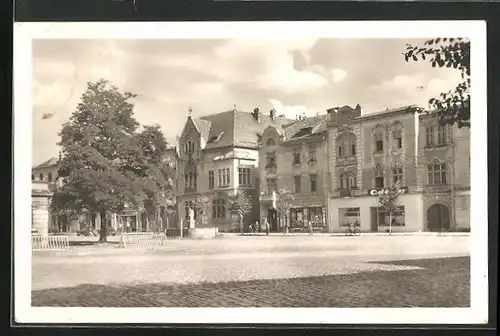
427,203 -> 450,232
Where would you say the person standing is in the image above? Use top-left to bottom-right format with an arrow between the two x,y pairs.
307,220 -> 313,235
264,218 -> 270,236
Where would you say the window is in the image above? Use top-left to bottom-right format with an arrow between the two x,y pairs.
39,173 -> 44,181
266,138 -> 276,146
292,148 -> 301,165
308,144 -> 317,163
425,127 -> 434,146
184,172 -> 197,190
31,174 -> 35,180
338,140 -> 356,157
217,168 -> 231,187
185,140 -> 195,154
310,174 -> 317,192
392,166 -> 403,184
238,167 -> 252,186
393,130 -> 402,149
212,199 -> 226,219
375,206 -> 406,227
340,172 -> 356,189
208,170 -> 215,189
48,172 -> 53,182
427,163 -> 447,185
265,152 -> 276,168
374,173 -> 384,188
294,175 -> 301,193
339,207 -> 360,227
266,178 -> 277,194
184,201 -> 196,220
437,125 -> 446,145
374,133 -> 384,152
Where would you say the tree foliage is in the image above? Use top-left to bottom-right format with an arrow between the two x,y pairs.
378,182 -> 405,235
275,189 -> 294,218
56,79 -> 174,242
193,195 -> 211,226
227,191 -> 253,233
404,38 -> 470,128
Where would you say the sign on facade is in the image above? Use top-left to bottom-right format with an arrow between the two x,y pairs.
368,187 -> 408,196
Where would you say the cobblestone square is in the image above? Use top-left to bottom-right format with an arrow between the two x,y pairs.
31,235 -> 470,307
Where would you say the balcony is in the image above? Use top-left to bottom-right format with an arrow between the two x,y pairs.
338,188 -> 353,198
259,191 -> 276,202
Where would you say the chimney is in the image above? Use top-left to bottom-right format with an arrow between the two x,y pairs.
355,104 -> 362,114
269,108 -> 276,120
252,107 -> 261,122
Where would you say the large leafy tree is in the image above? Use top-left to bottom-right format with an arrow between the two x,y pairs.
227,191 -> 253,234
378,182 -> 405,235
56,79 -> 173,242
404,38 -> 470,128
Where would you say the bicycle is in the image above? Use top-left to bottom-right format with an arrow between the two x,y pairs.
344,226 -> 361,236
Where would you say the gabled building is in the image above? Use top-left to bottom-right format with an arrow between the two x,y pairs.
176,107 -> 293,232
258,112 -> 330,232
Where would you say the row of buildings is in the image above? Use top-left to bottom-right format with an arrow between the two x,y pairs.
32,104 -> 470,234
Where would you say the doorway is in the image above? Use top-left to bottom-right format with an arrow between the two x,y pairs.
268,208 -> 278,232
427,203 -> 450,232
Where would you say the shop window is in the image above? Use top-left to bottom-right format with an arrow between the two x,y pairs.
212,199 -> 226,219
290,207 -> 326,229
294,175 -> 301,193
374,206 -> 405,227
339,207 -> 361,227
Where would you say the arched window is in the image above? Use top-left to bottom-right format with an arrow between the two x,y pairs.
339,172 -> 356,190
336,132 -> 356,158
266,138 -> 276,146
184,161 -> 198,191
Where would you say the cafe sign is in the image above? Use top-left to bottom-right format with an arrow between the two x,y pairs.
368,187 -> 408,196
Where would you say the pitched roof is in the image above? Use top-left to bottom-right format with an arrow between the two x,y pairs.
283,115 -> 328,140
33,157 -> 58,169
196,110 -> 294,150
356,105 -> 420,120
192,118 -> 212,143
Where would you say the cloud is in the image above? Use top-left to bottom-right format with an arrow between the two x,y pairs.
268,98 -> 319,120
330,68 -> 347,83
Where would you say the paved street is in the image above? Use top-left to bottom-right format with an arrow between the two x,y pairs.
31,235 -> 470,307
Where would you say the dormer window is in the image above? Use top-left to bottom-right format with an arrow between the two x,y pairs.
207,132 -> 224,144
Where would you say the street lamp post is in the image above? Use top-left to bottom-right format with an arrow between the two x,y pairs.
119,202 -> 128,247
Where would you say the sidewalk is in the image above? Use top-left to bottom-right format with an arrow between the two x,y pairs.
222,232 -> 470,237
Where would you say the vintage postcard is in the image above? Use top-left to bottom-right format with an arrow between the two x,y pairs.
13,21 -> 488,324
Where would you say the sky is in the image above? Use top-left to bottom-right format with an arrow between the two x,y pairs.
32,38 -> 463,166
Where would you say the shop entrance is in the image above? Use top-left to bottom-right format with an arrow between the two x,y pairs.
427,203 -> 450,232
268,208 -> 278,232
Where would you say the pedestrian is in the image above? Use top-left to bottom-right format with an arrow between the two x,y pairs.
307,220 -> 313,235
126,219 -> 131,233
264,218 -> 270,236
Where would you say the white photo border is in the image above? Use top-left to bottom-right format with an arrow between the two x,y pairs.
13,21 -> 488,325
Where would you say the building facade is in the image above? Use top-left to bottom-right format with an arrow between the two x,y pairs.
326,105 -> 470,233
258,114 -> 329,232
175,108 -> 291,232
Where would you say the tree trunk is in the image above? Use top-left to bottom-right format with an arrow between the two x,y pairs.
239,215 -> 243,235
98,209 -> 107,243
146,212 -> 150,232
389,212 -> 392,236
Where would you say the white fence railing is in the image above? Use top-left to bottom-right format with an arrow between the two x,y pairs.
120,233 -> 167,248
32,235 -> 70,251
